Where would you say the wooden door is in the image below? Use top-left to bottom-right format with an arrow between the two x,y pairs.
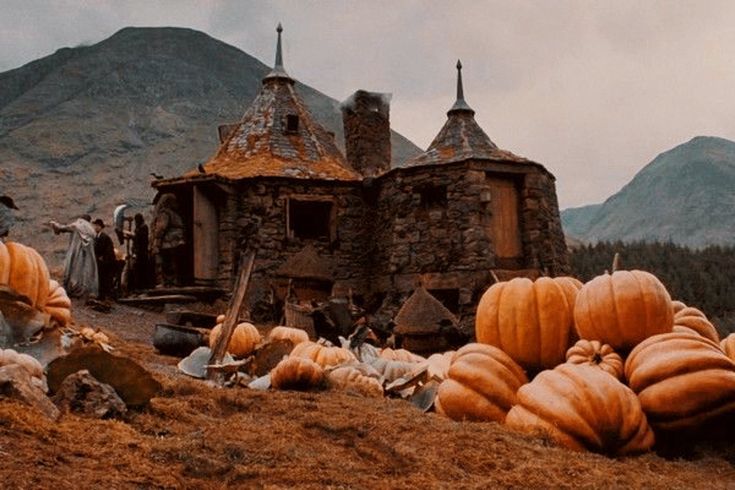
487,176 -> 522,260
193,186 -> 219,284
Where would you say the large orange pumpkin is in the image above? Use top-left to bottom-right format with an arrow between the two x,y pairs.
721,334 -> 735,362
0,241 -> 50,309
209,321 -> 261,357
574,270 -> 673,351
291,341 -> 356,368
506,364 -> 654,455
672,306 -> 719,343
44,280 -> 72,327
625,331 -> 735,431
270,356 -> 324,391
435,343 -> 527,422
565,339 -> 623,380
475,276 -> 581,371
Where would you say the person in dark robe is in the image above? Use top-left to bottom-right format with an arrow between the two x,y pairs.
92,219 -> 117,300
124,213 -> 152,290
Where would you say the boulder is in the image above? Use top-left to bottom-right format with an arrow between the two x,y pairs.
52,370 -> 126,419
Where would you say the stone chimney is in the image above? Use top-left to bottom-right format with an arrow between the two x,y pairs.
340,90 -> 392,177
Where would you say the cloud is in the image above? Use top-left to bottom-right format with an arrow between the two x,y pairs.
1,0 -> 735,207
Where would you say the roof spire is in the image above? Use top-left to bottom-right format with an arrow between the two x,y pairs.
263,22 -> 293,83
448,59 -> 474,115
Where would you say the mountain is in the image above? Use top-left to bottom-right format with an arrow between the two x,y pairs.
0,27 -> 421,267
561,136 -> 735,247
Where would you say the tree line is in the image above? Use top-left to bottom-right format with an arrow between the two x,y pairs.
568,241 -> 735,335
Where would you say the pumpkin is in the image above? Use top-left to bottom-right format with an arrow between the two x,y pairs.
475,276 -> 581,371
270,356 -> 324,390
267,326 -> 310,345
0,241 -> 50,309
565,340 -> 623,380
625,330 -> 735,431
327,365 -> 384,398
721,334 -> 735,361
506,364 -> 654,455
435,343 -> 527,422
208,321 -> 261,357
369,357 -> 416,382
379,348 -> 425,364
671,300 -> 687,314
419,351 -> 454,381
574,270 -> 673,352
0,348 -> 46,391
44,280 -> 72,327
672,306 -> 719,343
291,341 -> 356,368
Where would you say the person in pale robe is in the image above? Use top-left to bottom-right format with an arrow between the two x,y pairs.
50,214 -> 99,298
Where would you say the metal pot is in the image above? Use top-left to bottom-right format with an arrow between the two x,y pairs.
153,323 -> 205,357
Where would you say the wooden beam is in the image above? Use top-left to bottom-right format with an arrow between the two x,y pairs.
207,250 -> 256,383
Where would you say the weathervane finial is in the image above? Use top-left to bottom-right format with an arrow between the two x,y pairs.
263,22 -> 292,83
275,23 -> 284,70
448,59 -> 474,115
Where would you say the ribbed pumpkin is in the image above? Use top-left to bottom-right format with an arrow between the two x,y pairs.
721,334 -> 735,362
672,306 -> 719,343
0,241 -> 50,309
574,270 -> 673,352
327,365 -> 384,398
671,300 -> 687,314
270,356 -> 324,390
565,339 -> 623,380
208,321 -> 261,357
369,357 -> 416,382
419,351 -> 454,381
44,280 -> 72,327
291,341 -> 356,368
625,330 -> 735,431
266,326 -> 310,345
475,276 -> 581,371
506,364 -> 654,455
379,348 -> 425,364
435,343 -> 527,422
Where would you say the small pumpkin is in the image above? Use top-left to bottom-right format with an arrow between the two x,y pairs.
327,365 -> 384,398
721,334 -> 735,361
574,270 -> 673,351
435,343 -> 527,422
209,321 -> 261,357
270,356 -> 324,391
0,348 -> 46,391
625,330 -> 735,431
0,241 -> 51,309
475,276 -> 582,371
419,351 -> 454,381
369,357 -> 416,382
506,364 -> 654,455
379,348 -> 425,364
267,326 -> 310,345
565,340 -> 623,380
44,279 -> 72,327
672,306 -> 719,343
291,341 -> 356,368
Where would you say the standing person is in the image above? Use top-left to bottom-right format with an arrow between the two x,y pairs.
150,194 -> 186,287
92,219 -> 117,300
50,215 -> 99,298
0,195 -> 18,240
124,213 -> 152,290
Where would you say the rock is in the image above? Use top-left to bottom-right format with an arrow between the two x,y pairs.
52,370 -> 127,419
0,364 -> 59,420
47,346 -> 161,408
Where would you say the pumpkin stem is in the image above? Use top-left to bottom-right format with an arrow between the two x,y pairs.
490,270 -> 500,284
611,253 -> 620,273
592,353 -> 603,364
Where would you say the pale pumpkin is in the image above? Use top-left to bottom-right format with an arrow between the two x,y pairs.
475,276 -> 581,371
625,330 -> 735,431
379,348 -> 425,364
419,351 -> 454,381
44,280 -> 72,327
506,364 -> 654,455
267,326 -> 310,345
291,341 -> 356,368
0,348 -> 46,391
435,343 -> 527,422
0,241 -> 50,309
574,270 -> 673,351
369,357 -> 416,382
671,300 -> 687,314
721,334 -> 735,361
327,365 -> 384,398
270,356 -> 324,390
208,321 -> 261,357
672,306 -> 719,343
565,339 -> 623,380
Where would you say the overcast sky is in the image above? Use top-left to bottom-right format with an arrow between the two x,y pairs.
2,0 -> 735,208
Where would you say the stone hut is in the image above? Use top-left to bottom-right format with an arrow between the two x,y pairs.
393,286 -> 458,354
152,25 -> 570,324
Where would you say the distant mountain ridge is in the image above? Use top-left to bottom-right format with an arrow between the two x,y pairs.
0,27 -> 421,266
562,136 -> 735,247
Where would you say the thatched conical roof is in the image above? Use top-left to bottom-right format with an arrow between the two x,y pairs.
275,243 -> 333,282
394,286 -> 458,336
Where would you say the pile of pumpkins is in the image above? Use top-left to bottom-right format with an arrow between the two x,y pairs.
0,240 -> 73,328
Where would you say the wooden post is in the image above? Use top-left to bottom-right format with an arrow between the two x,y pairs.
207,250 -> 256,383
